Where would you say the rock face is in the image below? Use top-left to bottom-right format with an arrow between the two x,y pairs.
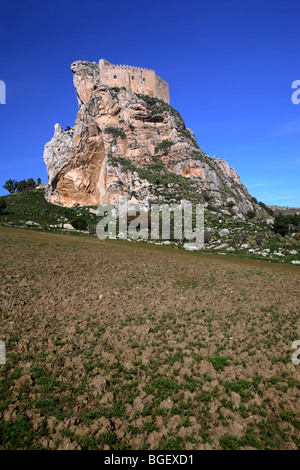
43,60 -> 260,216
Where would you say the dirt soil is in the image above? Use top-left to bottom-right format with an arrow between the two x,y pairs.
0,227 -> 299,450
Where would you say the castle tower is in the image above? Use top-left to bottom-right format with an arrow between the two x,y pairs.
99,59 -> 170,104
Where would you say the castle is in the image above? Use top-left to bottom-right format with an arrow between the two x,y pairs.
99,59 -> 170,104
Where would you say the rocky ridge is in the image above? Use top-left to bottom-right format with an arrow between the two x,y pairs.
43,60 -> 265,219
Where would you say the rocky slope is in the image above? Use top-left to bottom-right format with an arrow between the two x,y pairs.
43,60 -> 263,218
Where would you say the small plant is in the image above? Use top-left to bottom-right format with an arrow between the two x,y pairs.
208,354 -> 231,371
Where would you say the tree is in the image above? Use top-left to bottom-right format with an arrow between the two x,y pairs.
15,180 -> 27,192
25,178 -> 36,190
272,213 -> 289,237
37,178 -> 41,185
3,177 -> 37,194
3,179 -> 17,194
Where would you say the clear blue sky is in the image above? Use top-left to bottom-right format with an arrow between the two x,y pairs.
0,0 -> 299,206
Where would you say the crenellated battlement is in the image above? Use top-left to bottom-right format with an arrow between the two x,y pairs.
99,59 -> 169,104
101,63 -> 154,73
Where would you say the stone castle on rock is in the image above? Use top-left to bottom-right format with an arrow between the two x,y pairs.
43,58 -> 262,219
99,59 -> 170,104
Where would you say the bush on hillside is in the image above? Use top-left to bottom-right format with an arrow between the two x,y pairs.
246,210 -> 256,220
71,217 -> 88,231
154,140 -> 174,155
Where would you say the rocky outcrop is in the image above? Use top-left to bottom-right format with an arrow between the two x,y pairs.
43,60 -> 261,216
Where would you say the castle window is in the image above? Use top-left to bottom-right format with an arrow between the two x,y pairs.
143,78 -> 145,82
132,76 -> 134,80
113,75 -> 117,79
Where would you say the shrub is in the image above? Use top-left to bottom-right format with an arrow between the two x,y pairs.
202,191 -> 212,202
104,126 -> 126,140
246,210 -> 256,220
71,217 -> 88,231
294,233 -> 300,241
179,127 -> 194,141
154,140 -> 174,155
64,209 -> 73,220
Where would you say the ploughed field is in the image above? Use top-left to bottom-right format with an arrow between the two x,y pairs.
0,227 -> 299,450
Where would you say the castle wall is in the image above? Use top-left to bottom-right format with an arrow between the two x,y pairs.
99,59 -> 169,104
155,75 -> 170,104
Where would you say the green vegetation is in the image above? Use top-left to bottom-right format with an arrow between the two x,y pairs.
154,140 -> 174,155
0,189 -> 98,231
3,178 -> 40,194
104,126 -> 126,140
71,217 -> 88,231
0,417 -> 36,449
273,212 -> 300,237
258,201 -> 274,216
0,199 -> 6,213
108,155 -> 203,204
0,185 -> 299,265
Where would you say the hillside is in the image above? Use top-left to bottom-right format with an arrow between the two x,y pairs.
0,188 -> 299,265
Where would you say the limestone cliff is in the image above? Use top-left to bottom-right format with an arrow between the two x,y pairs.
43,60 -> 259,217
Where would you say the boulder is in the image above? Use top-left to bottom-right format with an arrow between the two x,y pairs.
25,221 -> 41,227
219,228 -> 230,237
